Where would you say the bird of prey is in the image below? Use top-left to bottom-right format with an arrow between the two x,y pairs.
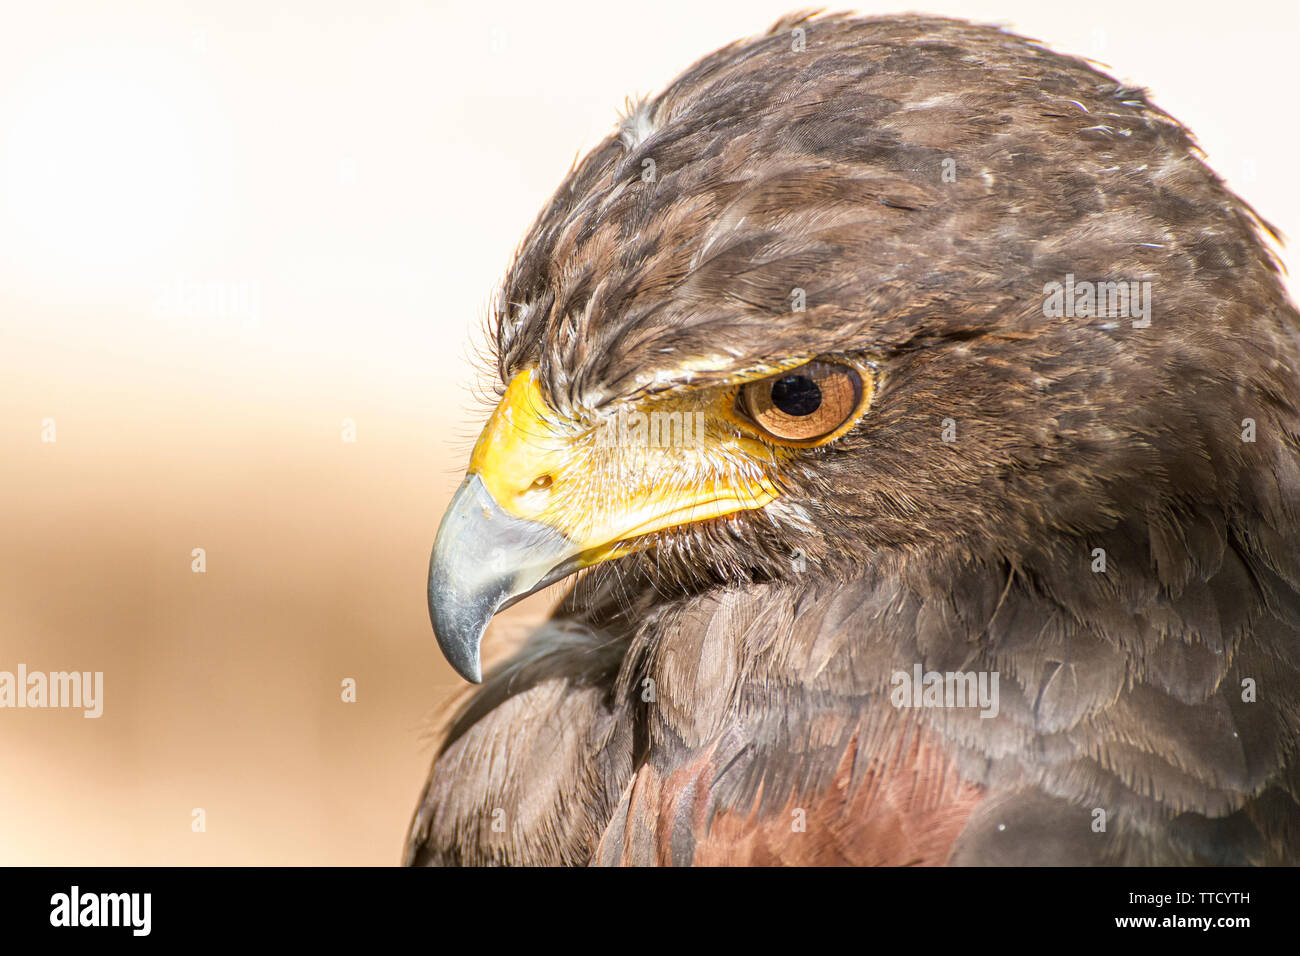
406,12 -> 1300,865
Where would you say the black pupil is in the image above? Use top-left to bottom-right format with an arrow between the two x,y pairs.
771,375 -> 822,416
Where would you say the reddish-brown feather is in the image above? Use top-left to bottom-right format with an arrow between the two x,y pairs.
596,727 -> 984,866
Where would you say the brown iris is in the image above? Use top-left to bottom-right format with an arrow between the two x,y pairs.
739,360 -> 864,443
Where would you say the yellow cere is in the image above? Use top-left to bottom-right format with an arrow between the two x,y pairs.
467,368 -> 786,563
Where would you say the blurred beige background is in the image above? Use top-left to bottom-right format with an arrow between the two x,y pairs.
1,0 -> 1296,864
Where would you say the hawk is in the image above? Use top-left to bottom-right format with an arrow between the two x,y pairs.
406,12 -> 1300,865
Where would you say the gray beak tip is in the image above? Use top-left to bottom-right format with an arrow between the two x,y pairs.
427,550 -> 488,684
444,643 -> 483,684
426,475 -> 581,684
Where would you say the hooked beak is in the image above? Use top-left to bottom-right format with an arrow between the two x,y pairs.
426,474 -> 581,682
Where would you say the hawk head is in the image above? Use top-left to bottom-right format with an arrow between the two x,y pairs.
428,13 -> 1297,683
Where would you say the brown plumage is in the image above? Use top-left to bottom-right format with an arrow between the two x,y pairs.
406,12 -> 1300,865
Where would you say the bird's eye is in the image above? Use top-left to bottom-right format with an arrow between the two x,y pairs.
739,361 -> 864,443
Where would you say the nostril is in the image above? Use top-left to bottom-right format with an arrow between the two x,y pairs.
528,474 -> 553,491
